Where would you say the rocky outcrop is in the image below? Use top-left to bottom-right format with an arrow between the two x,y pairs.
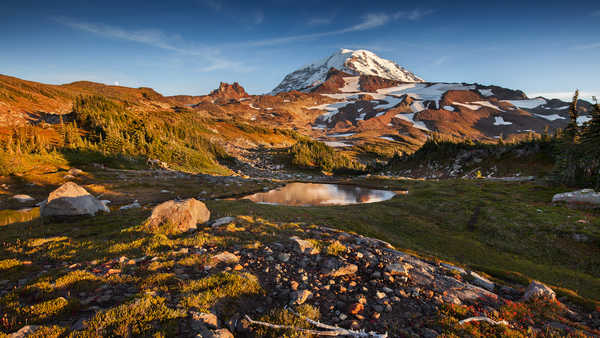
552,189 -> 600,207
40,182 -> 109,217
144,198 -> 210,234
209,82 -> 249,103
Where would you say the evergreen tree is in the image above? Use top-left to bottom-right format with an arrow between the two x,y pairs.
580,97 -> 600,188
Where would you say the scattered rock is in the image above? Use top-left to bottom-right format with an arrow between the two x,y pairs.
291,289 -> 312,305
119,200 -> 141,210
348,302 -> 364,315
211,216 -> 236,228
325,264 -> 358,277
144,198 -> 210,234
278,253 -> 291,262
11,194 -> 34,203
386,263 -> 409,276
552,189 -> 600,207
290,236 -> 319,255
523,280 -> 556,302
191,311 -> 219,330
208,328 -> 234,338
8,325 -> 40,337
210,252 -> 240,266
40,182 -> 110,217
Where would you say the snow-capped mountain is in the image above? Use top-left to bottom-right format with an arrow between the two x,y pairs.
271,49 -> 423,94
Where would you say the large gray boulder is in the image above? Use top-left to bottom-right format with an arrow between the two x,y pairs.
144,198 -> 210,234
552,189 -> 600,207
40,182 -> 109,217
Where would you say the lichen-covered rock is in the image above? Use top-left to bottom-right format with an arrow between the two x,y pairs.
40,182 -> 109,217
144,198 -> 210,234
523,280 -> 556,302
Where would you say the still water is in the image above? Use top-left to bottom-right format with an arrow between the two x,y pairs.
243,183 -> 395,206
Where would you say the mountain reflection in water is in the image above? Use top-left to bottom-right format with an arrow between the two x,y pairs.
242,183 -> 395,206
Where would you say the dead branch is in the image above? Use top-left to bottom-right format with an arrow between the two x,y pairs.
459,316 -> 509,326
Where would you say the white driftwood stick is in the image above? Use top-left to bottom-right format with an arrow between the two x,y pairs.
244,315 -> 342,336
288,308 -> 388,338
459,316 -> 509,326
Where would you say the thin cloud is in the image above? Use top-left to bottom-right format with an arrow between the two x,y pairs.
393,9 -> 435,21
199,0 -> 222,11
592,10 -> 600,16
572,42 -> 600,50
433,56 -> 448,66
253,10 -> 264,25
233,11 -> 422,47
53,17 -> 251,72
345,13 -> 390,31
308,17 -> 333,26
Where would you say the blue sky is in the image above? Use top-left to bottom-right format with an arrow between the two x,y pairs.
1,0 -> 599,101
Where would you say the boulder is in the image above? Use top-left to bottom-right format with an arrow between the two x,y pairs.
290,236 -> 319,255
144,198 -> 210,234
552,189 -> 600,207
120,200 -> 141,210
8,325 -> 40,338
190,311 -> 219,330
211,216 -> 235,228
523,280 -> 556,302
210,252 -> 240,266
40,182 -> 109,217
12,194 -> 35,203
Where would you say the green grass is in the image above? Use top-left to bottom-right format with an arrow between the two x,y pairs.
0,177 -> 598,336
207,179 -> 600,300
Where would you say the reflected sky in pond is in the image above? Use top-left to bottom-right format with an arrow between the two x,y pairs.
0,207 -> 40,226
242,183 -> 395,206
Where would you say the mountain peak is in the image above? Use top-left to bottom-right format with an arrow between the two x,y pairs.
271,48 -> 423,94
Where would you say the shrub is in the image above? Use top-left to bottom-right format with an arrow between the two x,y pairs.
289,139 -> 364,172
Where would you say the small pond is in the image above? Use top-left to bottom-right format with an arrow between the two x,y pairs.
0,207 -> 40,227
242,183 -> 396,206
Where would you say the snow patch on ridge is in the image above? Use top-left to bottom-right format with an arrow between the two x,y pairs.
533,113 -> 566,121
503,98 -> 547,109
493,116 -> 512,126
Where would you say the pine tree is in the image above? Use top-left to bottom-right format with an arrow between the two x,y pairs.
580,97 -> 600,188
552,90 -> 581,185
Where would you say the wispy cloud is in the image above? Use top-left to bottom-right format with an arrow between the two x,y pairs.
53,17 -> 251,72
572,42 -> 600,50
393,9 -> 435,21
234,10 -> 431,47
308,17 -> 333,26
592,10 -> 600,16
252,10 -> 264,25
433,56 -> 448,66
199,0 -> 222,11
